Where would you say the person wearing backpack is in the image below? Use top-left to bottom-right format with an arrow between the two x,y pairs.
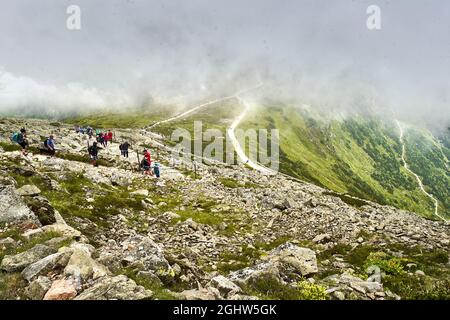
120,141 -> 129,158
11,128 -> 28,155
141,149 -> 152,175
107,130 -> 113,145
88,142 -> 99,166
43,135 -> 56,156
153,162 -> 161,178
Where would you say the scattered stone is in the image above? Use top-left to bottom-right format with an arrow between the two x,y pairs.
0,185 -> 39,225
16,185 -> 41,196
1,244 -> 56,272
43,279 -> 77,300
210,275 -> 242,297
74,275 -> 153,300
22,250 -> 72,282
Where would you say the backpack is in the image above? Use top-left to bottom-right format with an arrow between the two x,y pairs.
10,132 -> 20,143
44,139 -> 49,147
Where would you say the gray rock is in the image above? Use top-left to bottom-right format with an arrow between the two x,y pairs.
98,235 -> 171,275
25,276 -> 52,300
16,185 -> 41,196
136,271 -> 163,287
312,233 -> 331,243
210,275 -> 242,297
0,185 -> 39,224
264,242 -> 318,277
175,287 -> 221,300
0,237 -> 16,250
283,197 -> 297,209
64,248 -> 109,282
1,244 -> 56,272
22,250 -> 72,282
74,275 -> 153,300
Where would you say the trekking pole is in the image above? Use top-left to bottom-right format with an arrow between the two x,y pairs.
194,161 -> 197,179
136,150 -> 140,172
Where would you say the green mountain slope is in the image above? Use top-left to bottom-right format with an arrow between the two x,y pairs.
240,103 -> 449,219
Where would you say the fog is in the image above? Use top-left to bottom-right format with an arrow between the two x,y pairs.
0,0 -> 449,130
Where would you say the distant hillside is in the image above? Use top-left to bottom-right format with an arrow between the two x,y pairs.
240,103 -> 449,219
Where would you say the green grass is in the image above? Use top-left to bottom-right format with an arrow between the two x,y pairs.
240,103 -> 447,218
242,274 -> 328,300
0,141 -> 22,152
64,107 -> 173,129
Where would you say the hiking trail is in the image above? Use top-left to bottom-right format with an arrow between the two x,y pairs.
396,120 -> 446,221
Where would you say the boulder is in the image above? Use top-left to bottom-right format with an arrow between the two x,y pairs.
0,237 -> 16,251
25,276 -> 52,300
228,261 -> 282,287
312,233 -> 331,243
176,287 -> 221,300
210,275 -> 242,297
16,185 -> 41,196
22,250 -> 72,282
0,185 -> 39,225
98,235 -> 171,275
22,195 -> 56,225
43,279 -> 77,300
323,272 -> 384,299
1,244 -> 56,272
111,171 -> 132,186
283,198 -> 297,209
64,248 -> 109,282
263,242 -> 318,277
74,275 -> 153,300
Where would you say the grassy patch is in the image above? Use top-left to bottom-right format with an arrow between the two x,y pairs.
0,141 -> 22,152
0,272 -> 27,300
243,274 -> 328,300
116,267 -> 177,300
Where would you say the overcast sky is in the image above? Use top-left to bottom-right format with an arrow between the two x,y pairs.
0,0 -> 449,128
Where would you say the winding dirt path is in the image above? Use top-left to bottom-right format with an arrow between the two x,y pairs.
396,120 -> 446,221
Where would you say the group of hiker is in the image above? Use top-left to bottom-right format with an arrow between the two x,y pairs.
9,126 -> 161,178
10,128 -> 55,156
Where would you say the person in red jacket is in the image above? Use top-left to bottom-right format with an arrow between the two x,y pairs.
142,148 -> 152,175
106,130 -> 113,146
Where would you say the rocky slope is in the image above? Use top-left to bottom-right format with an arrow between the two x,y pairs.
0,117 -> 449,300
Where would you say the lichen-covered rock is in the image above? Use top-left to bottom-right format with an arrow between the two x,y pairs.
1,244 -> 56,272
25,276 -> 52,300
16,184 -> 41,196
0,185 -> 39,225
22,250 -> 72,282
74,275 -> 153,300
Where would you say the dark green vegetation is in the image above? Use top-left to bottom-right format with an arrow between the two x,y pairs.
403,127 -> 450,217
240,104 -> 449,218
243,274 -> 327,300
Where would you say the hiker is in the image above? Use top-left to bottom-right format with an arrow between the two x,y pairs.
107,130 -> 113,145
43,135 -> 56,156
153,162 -> 161,178
88,142 -> 99,166
11,128 -> 29,155
120,141 -> 129,158
87,127 -> 93,138
97,132 -> 107,147
141,149 -> 152,175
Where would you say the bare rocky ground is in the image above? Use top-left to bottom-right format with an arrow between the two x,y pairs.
0,117 -> 449,300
